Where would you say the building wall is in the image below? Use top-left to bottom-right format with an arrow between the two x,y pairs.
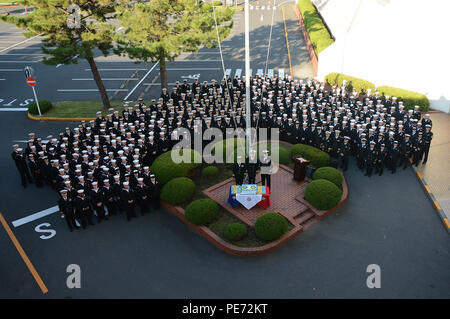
315,0 -> 450,113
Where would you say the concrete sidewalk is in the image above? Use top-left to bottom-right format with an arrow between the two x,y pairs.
415,112 -> 450,226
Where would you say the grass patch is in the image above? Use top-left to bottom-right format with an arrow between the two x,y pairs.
297,0 -> 334,54
43,101 -> 151,118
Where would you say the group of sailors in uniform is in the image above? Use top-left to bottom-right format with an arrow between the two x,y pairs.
11,73 -> 434,231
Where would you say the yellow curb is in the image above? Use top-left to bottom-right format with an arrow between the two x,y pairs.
416,171 -> 422,179
424,185 -> 431,194
443,218 -> 450,230
28,112 -> 95,122
433,200 -> 441,211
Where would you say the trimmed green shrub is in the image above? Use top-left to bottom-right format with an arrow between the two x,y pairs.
254,212 -> 289,242
224,223 -> 248,242
298,0 -> 334,54
325,73 -> 376,94
313,166 -> 343,187
28,100 -> 53,115
291,143 -> 330,168
151,149 -> 201,184
160,177 -> 195,206
202,165 -> 219,177
305,179 -> 342,210
269,145 -> 291,165
185,198 -> 219,226
375,86 -> 430,111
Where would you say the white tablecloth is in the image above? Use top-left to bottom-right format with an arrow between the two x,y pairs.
235,194 -> 262,210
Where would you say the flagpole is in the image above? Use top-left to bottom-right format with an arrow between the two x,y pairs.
244,0 -> 251,156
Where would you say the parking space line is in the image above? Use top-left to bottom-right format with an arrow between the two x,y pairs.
268,68 -> 274,77
57,89 -> 129,92
85,68 -> 148,71
235,68 -> 242,78
72,78 -> 138,81
279,68 -> 284,78
257,69 -> 263,76
0,78 -> 5,80
0,108 -> 28,111
124,61 -> 159,100
12,206 -> 59,228
0,212 -> 48,294
225,68 -> 232,78
0,61 -> 40,63
0,33 -> 42,53
0,69 -> 23,71
0,53 -> 45,56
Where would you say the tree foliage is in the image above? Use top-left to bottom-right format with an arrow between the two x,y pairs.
114,0 -> 235,88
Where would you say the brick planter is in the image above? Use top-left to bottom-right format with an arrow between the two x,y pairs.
161,200 -> 303,257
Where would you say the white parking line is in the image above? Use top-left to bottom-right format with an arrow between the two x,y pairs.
163,68 -> 221,71
123,61 -> 159,100
0,79 -> 5,80
279,69 -> 284,78
235,68 -> 242,78
57,89 -> 129,92
143,82 -> 177,86
0,61 -> 40,63
12,206 -> 59,228
85,68 -> 149,71
0,69 -> 22,71
257,69 -> 263,76
72,78 -> 138,81
0,53 -> 45,56
0,108 -> 28,111
268,69 -> 274,77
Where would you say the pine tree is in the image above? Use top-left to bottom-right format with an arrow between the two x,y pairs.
114,0 -> 235,90
1,0 -> 118,109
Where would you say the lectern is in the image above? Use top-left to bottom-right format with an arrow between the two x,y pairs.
293,157 -> 310,182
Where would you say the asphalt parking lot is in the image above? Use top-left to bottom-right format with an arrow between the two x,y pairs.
0,1 -> 448,299
0,1 -> 310,109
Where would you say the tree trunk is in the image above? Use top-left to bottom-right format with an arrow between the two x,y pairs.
87,56 -> 110,110
160,56 -> 168,90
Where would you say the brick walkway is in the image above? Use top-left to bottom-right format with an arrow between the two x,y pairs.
203,165 -> 318,229
416,112 -> 450,220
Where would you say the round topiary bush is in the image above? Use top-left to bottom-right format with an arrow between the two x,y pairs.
185,198 -> 219,226
305,179 -> 342,210
151,149 -> 201,184
160,177 -> 195,206
291,143 -> 330,168
28,100 -> 53,115
254,212 -> 289,242
202,166 -> 219,177
224,223 -> 248,242
312,166 -> 343,187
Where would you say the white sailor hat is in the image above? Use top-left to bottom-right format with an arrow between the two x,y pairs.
123,181 -> 129,186
77,189 -> 84,194
60,189 -> 68,194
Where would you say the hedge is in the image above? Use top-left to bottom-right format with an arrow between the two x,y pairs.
201,166 -> 219,177
254,212 -> 289,242
160,177 -> 195,206
224,223 -> 248,242
325,73 -> 376,95
305,179 -> 342,210
28,100 -> 53,115
313,166 -> 343,187
298,0 -> 334,54
291,144 -> 330,168
185,198 -> 219,226
375,86 -> 430,111
151,149 -> 202,184
269,145 -> 291,165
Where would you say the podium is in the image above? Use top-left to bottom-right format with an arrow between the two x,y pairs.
293,157 -> 310,182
